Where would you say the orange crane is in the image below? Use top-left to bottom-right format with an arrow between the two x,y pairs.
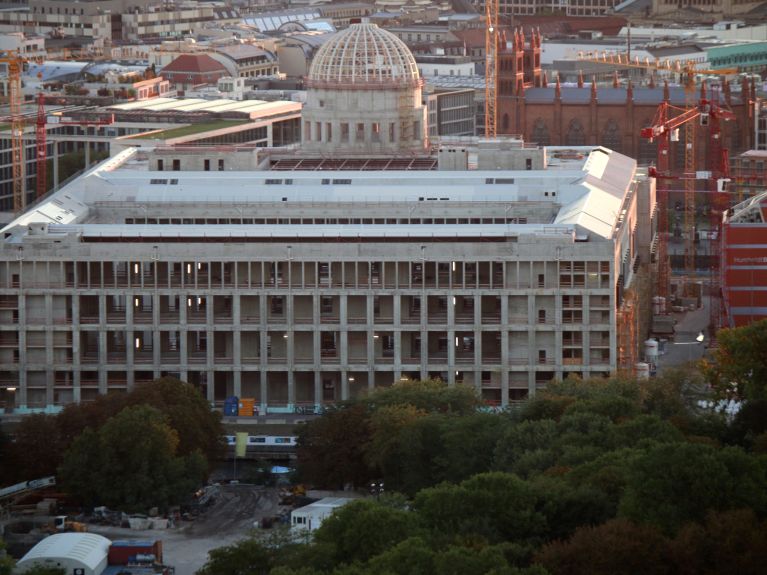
1,50 -> 25,213
484,0 -> 498,137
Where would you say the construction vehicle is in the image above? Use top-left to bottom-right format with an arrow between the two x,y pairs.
41,515 -> 87,533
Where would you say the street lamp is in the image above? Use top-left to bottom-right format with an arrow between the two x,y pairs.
369,481 -> 384,499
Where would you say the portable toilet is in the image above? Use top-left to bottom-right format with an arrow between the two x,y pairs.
223,396 -> 239,416
238,398 -> 255,417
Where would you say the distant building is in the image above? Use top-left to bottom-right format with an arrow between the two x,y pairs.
161,54 -> 230,91
722,190 -> 767,327
291,498 -> 355,533
214,45 -> 280,79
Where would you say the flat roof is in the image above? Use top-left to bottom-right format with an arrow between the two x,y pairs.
1,145 -> 638,244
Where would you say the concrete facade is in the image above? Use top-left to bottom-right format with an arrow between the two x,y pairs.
0,143 -> 652,414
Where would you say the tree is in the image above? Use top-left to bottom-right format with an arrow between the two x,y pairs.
534,518 -> 672,575
3,414 -> 63,483
56,377 -> 223,465
197,538 -> 276,575
702,319 -> 767,400
362,379 -> 481,415
0,539 -> 14,575
414,472 -> 546,545
669,509 -> 767,575
618,442 -> 767,532
312,499 -> 423,566
59,405 -> 206,511
296,403 -> 373,489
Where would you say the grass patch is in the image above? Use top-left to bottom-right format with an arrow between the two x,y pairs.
133,119 -> 250,140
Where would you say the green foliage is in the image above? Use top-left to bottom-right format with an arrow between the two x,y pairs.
197,538 -> 276,575
226,375 -> 767,574
414,472 -> 546,545
618,442 -> 767,532
313,500 -> 423,565
0,539 -> 14,575
3,414 -> 63,483
361,379 -> 481,415
4,377 -> 221,491
296,403 -> 373,489
703,318 -> 767,400
535,518 -> 673,575
59,405 -> 206,512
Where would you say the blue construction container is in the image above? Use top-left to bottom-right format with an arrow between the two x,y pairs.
223,396 -> 239,416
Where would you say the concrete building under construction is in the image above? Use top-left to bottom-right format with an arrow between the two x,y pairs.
0,21 -> 655,414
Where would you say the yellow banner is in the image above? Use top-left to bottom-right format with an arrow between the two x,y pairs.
235,432 -> 248,458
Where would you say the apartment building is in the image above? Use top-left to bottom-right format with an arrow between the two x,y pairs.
0,0 -> 239,42
0,142 -> 653,414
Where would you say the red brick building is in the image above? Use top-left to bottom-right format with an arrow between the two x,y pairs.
160,54 -> 229,91
497,29 -> 755,167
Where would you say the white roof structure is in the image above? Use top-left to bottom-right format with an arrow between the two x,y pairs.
1,145 -> 638,243
17,533 -> 111,575
291,497 -> 355,532
308,21 -> 421,87
108,97 -> 295,117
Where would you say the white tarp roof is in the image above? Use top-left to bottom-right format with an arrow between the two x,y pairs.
17,533 -> 111,571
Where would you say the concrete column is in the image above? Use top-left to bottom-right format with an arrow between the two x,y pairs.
341,370 -> 349,400
53,141 -> 59,191
15,279 -> 24,408
501,331 -> 509,407
474,289 -> 481,386
314,370 -> 322,410
527,293 -> 536,396
233,295 -> 242,398
71,292 -> 81,402
555,294 -> 563,379
98,329 -> 107,396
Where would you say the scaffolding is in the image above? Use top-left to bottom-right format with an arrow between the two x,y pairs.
616,289 -> 638,372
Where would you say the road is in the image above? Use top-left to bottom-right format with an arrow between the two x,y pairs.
655,294 -> 712,373
89,485 -> 281,575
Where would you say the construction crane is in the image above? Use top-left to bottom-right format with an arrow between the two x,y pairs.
1,50 -> 25,213
641,90 -> 735,331
36,91 -> 46,199
577,51 -> 738,80
484,0 -> 498,137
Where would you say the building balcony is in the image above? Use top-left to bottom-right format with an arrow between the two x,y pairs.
188,351 -> 208,364
133,311 -> 153,324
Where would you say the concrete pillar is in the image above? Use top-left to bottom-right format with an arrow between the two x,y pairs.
44,294 -> 53,407
71,292 -> 81,402
53,141 -> 59,191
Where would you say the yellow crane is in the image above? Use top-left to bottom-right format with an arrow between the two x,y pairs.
484,0 -> 498,138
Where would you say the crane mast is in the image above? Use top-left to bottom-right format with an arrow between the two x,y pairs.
484,0 -> 498,138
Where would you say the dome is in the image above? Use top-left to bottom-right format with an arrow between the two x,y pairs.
308,21 -> 420,87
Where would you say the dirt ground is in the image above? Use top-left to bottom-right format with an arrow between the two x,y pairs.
89,484 -> 282,575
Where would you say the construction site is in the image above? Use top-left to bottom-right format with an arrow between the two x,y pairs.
0,9 -> 765,413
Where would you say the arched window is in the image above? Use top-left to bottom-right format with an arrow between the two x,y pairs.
531,118 -> 550,146
564,119 -> 585,146
502,113 -> 510,132
601,119 -> 622,153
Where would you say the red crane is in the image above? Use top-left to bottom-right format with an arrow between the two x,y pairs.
640,86 -> 735,332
